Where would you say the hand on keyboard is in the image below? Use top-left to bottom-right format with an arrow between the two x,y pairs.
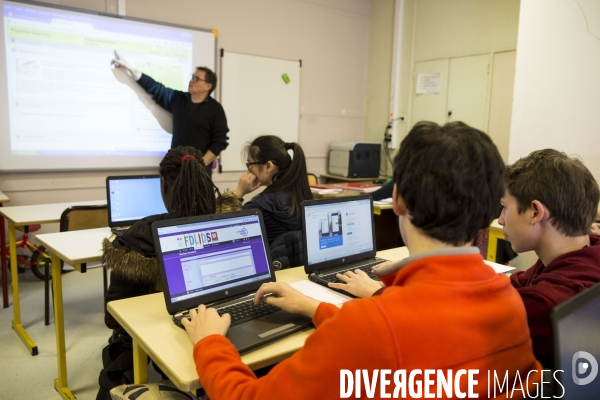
181,304 -> 231,346
216,300 -> 279,326
254,281 -> 321,319
328,268 -> 385,298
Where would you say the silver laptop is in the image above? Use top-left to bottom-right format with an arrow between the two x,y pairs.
551,281 -> 600,399
152,209 -> 312,353
302,195 -> 384,297
106,175 -> 168,235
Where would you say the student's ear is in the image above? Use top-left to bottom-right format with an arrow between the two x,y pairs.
265,161 -> 278,173
392,184 -> 408,216
530,200 -> 548,224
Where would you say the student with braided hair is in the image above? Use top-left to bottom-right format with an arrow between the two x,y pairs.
232,135 -> 313,243
97,146 -> 241,400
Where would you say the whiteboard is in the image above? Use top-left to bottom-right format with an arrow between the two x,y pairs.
0,0 -> 216,172
219,51 -> 300,172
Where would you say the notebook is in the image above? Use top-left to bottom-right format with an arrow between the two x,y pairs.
551,280 -> 600,398
152,209 -> 312,353
301,195 -> 385,297
106,175 -> 168,235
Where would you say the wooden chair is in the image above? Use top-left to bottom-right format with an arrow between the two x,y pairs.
44,205 -> 108,325
307,173 -> 318,186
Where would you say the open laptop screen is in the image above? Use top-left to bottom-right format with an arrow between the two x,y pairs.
551,281 -> 600,398
303,196 -> 374,266
155,213 -> 272,308
106,175 -> 168,227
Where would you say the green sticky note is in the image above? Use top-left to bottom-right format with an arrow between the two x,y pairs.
282,73 -> 290,84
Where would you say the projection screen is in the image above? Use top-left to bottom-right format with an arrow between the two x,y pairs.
0,0 -> 216,172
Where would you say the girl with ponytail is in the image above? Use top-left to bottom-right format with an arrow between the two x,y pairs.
233,135 -> 313,243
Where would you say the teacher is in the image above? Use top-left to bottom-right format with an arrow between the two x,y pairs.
111,51 -> 229,176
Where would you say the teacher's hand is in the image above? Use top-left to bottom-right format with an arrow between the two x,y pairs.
111,50 -> 141,80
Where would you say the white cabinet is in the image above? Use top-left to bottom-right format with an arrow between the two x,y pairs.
411,54 -> 491,132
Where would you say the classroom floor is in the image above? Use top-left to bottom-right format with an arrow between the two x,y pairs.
0,266 -> 163,400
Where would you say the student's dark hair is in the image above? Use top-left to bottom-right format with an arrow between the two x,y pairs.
159,146 -> 222,217
393,121 -> 505,245
505,149 -> 599,237
196,67 -> 217,95
246,135 -> 312,218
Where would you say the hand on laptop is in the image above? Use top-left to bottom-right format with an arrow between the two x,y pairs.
181,304 -> 231,345
254,282 -> 321,318
329,269 -> 385,298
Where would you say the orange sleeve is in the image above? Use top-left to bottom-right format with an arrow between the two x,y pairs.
192,299 -> 396,400
312,301 -> 339,327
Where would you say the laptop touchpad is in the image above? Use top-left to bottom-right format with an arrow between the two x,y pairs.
243,320 -> 296,338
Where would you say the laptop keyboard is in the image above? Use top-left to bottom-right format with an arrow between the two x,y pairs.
216,299 -> 280,326
319,260 -> 381,284
175,298 -> 280,329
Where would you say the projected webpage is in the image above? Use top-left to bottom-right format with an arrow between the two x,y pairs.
156,216 -> 271,303
3,3 -> 194,156
304,199 -> 374,266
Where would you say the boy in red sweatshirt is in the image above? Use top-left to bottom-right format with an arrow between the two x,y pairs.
182,121 -> 542,399
500,149 -> 600,368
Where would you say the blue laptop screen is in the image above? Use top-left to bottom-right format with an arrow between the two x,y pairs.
108,177 -> 168,224
304,198 -> 374,266
156,215 -> 271,304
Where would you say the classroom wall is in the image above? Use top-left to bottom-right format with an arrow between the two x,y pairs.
0,0 -> 371,225
364,0 -> 415,177
412,0 -> 520,62
369,0 -> 520,173
364,0 -> 394,170
509,0 -> 600,183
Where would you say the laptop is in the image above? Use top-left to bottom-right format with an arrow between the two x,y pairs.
551,281 -> 600,399
152,209 -> 313,353
106,175 -> 168,235
301,195 -> 385,297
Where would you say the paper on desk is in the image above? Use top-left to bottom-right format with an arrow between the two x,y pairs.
290,280 -> 352,305
484,260 -> 515,274
373,198 -> 393,205
310,188 -> 343,194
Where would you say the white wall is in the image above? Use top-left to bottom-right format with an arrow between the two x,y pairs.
388,0 -> 520,149
413,0 -> 520,62
0,0 -> 371,226
509,0 -> 600,183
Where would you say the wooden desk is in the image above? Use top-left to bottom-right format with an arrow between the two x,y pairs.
320,173 -> 386,183
0,190 -> 10,308
107,247 -> 409,392
0,200 -> 105,358
35,227 -> 112,400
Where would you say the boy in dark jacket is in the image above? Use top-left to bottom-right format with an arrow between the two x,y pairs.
499,148 -> 600,368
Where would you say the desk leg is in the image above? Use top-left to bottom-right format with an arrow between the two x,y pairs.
1,207 -> 8,308
51,253 -> 76,400
133,340 -> 148,384
9,221 -> 38,355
